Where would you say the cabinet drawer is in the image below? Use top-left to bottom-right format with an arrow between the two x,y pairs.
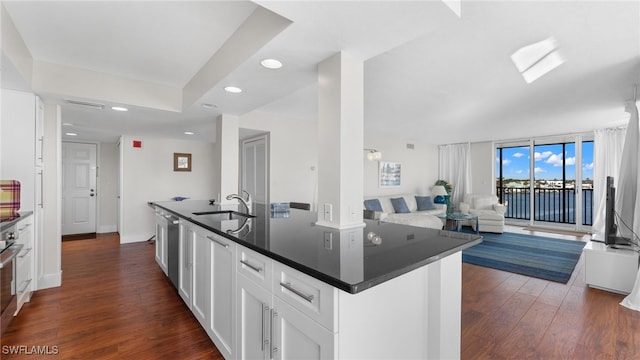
16,218 -> 33,246
237,246 -> 272,289
16,254 -> 32,295
273,262 -> 336,332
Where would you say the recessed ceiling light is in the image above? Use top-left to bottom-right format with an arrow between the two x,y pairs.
260,58 -> 283,69
111,106 -> 128,111
184,131 -> 195,135
201,103 -> 217,110
224,86 -> 242,94
65,132 -> 78,136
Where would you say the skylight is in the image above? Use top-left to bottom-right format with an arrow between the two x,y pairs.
511,37 -> 565,84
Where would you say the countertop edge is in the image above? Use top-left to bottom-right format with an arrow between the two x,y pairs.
150,201 -> 482,294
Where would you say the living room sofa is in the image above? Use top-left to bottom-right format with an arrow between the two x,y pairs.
363,194 -> 445,229
459,193 -> 507,233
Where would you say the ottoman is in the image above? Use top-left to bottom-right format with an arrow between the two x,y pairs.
471,212 -> 505,233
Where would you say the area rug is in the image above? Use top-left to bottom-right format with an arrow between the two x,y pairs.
462,230 -> 586,283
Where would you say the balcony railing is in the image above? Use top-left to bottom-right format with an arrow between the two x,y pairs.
496,187 -> 593,226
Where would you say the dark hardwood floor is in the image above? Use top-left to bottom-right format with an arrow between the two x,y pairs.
1,233 -> 223,359
462,226 -> 640,360
2,228 -> 639,359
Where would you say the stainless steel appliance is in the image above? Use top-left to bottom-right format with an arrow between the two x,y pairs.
1,223 -> 23,335
166,214 -> 179,289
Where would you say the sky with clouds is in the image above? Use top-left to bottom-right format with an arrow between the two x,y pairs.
497,142 -> 594,181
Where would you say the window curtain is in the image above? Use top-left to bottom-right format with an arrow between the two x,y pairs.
591,127 -> 626,235
438,143 -> 471,207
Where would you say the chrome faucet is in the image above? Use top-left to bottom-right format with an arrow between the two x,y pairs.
226,190 -> 252,214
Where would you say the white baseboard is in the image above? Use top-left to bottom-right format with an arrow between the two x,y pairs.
120,233 -> 154,244
98,225 -> 118,233
37,271 -> 62,290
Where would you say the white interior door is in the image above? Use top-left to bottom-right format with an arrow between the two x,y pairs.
62,142 -> 97,235
242,135 -> 268,205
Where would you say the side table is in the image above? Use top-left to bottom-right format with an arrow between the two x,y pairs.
437,213 -> 479,234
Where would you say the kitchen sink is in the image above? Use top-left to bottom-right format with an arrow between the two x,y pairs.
191,210 -> 255,220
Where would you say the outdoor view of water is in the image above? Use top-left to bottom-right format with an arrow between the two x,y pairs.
501,189 -> 593,225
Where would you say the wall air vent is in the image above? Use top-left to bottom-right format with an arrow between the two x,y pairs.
65,99 -> 105,110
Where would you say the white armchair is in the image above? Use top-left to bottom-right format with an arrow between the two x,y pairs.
459,194 -> 506,233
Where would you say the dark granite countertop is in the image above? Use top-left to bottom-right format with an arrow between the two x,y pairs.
0,211 -> 34,231
150,200 -> 482,294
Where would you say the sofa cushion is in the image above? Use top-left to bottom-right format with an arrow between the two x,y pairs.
473,196 -> 496,210
415,195 -> 436,211
391,197 -> 410,213
364,199 -> 383,212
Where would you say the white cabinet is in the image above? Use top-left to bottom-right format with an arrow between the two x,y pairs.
1,89 -> 43,293
235,246 -> 336,360
165,211 -> 465,360
35,97 -> 44,168
178,221 -> 236,359
209,233 -> 236,359
154,209 -> 168,275
191,227 -> 212,328
237,272 -> 272,360
272,296 -> 335,360
178,220 -> 193,306
178,221 -> 211,327
584,241 -> 640,294
15,215 -> 34,314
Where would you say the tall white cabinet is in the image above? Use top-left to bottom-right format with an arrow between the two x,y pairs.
1,89 -> 42,303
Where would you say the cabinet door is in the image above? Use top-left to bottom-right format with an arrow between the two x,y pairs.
154,213 -> 168,274
191,228 -> 211,328
209,233 -> 236,359
236,274 -> 271,360
15,218 -> 34,312
272,297 -> 335,360
178,223 -> 193,306
35,96 -> 44,167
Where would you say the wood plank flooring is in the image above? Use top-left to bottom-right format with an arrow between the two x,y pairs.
462,226 -> 640,359
1,233 -> 223,359
2,227 -> 639,359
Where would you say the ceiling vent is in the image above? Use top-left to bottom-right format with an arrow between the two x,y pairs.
65,99 -> 105,110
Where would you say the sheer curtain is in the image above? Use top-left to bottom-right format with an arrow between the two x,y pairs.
438,143 -> 471,207
592,127 -> 626,235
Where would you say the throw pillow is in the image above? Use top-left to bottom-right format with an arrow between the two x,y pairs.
364,199 -> 383,212
415,195 -> 436,211
391,197 -> 410,213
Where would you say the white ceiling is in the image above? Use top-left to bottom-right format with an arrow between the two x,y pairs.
2,0 -> 639,144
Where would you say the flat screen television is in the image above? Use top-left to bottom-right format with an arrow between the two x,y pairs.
604,176 -> 632,246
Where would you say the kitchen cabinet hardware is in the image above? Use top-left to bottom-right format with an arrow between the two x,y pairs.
18,247 -> 33,258
240,259 -> 262,273
280,282 -> 314,303
207,235 -> 229,248
270,308 -> 279,358
262,304 -> 270,351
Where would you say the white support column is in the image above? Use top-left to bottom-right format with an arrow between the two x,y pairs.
215,114 -> 239,204
316,52 -> 365,229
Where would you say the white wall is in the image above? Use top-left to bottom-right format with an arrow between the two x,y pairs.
469,141 -> 496,195
364,132 -> 440,197
239,111 -> 318,207
120,135 -> 216,243
98,142 -> 118,233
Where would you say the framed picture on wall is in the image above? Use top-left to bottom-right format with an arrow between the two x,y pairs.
174,153 -> 192,172
379,161 -> 401,187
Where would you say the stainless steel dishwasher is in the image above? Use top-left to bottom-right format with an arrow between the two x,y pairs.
166,214 -> 179,289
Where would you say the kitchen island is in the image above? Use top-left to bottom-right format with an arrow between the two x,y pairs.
151,200 -> 481,359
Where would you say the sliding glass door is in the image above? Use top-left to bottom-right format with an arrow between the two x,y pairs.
496,136 -> 593,230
